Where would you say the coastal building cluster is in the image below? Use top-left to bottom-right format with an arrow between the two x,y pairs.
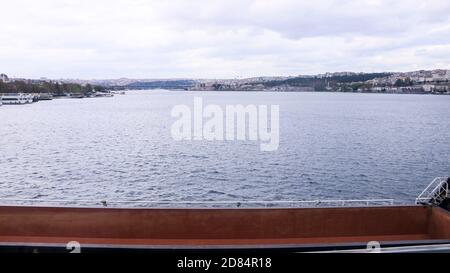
2,70 -> 450,95
191,70 -> 450,94
364,69 -> 450,94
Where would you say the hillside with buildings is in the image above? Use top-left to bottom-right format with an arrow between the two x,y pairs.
191,70 -> 450,94
1,69 -> 450,95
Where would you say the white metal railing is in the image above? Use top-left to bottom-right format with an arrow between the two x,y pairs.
415,177 -> 449,205
0,198 -> 395,208
309,243 -> 450,253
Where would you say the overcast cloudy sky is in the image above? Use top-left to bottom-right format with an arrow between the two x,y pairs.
1,0 -> 450,79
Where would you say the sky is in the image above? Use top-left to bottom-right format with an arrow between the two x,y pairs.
1,0 -> 450,79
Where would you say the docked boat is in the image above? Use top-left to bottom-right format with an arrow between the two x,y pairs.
95,92 -> 114,97
67,93 -> 85,99
25,94 -> 34,103
38,93 -> 53,101
0,177 -> 448,253
0,93 -> 29,104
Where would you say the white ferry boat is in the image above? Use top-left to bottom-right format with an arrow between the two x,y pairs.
25,94 -> 34,103
1,93 -> 30,105
94,92 -> 114,98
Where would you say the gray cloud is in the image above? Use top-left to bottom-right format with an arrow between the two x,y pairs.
0,0 -> 449,78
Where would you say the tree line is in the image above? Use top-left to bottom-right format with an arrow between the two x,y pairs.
261,73 -> 392,88
0,80 -> 106,95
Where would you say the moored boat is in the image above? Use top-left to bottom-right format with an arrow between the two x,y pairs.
38,93 -> 53,101
95,92 -> 114,97
25,94 -> 34,103
67,93 -> 85,99
0,93 -> 29,104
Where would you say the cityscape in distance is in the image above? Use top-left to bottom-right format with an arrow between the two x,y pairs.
1,69 -> 450,95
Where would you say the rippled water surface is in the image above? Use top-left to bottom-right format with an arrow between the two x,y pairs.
1,90 -> 449,205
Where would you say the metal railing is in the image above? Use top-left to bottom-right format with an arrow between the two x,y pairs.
415,177 -> 449,205
0,198 -> 395,208
309,243 -> 450,253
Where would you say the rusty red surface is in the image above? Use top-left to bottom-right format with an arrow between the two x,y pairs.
0,205 -> 448,246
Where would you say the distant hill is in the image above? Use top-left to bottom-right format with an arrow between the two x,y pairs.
191,70 -> 450,93
3,69 -> 449,94
262,73 -> 393,88
125,80 -> 196,90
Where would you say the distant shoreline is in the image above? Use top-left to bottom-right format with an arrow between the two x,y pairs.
2,69 -> 450,96
165,89 -> 450,95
